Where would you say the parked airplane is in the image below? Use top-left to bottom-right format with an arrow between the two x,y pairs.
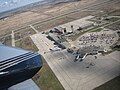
74,53 -> 88,62
49,46 -> 61,52
68,46 -> 106,62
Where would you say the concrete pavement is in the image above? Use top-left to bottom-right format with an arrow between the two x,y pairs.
9,79 -> 40,90
31,33 -> 120,90
11,31 -> 15,47
29,25 -> 39,33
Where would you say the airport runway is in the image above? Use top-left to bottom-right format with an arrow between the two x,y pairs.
31,33 -> 120,90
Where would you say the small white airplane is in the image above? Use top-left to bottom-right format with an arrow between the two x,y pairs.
49,46 -> 61,52
72,46 -> 106,62
74,53 -> 88,62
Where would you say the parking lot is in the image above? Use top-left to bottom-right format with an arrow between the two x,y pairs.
75,30 -> 119,51
31,33 -> 120,90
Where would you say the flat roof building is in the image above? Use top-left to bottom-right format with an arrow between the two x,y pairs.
59,16 -> 94,32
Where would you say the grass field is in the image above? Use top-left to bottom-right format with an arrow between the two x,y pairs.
105,21 -> 120,30
94,75 -> 120,90
90,28 -> 103,32
111,46 -> 120,51
15,37 -> 38,52
0,35 -> 12,46
0,29 -> 11,37
108,9 -> 120,16
67,30 -> 89,41
33,57 -> 64,90
32,11 -> 90,32
107,17 -> 120,22
14,27 -> 36,40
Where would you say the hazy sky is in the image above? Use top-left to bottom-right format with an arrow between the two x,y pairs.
0,0 -> 44,13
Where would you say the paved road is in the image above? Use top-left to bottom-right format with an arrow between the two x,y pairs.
11,31 -> 15,47
31,33 -> 120,90
9,79 -> 40,90
29,25 -> 39,33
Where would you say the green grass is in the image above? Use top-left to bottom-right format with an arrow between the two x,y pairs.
107,17 -> 120,22
90,28 -> 102,32
94,76 -> 120,90
33,57 -> 64,90
111,47 -> 120,51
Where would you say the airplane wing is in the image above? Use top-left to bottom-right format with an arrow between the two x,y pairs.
0,44 -> 42,89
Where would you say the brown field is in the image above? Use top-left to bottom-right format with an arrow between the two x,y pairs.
0,0 -> 97,36
0,35 -> 11,46
14,27 -> 36,40
0,0 -> 120,37
15,37 -> 38,52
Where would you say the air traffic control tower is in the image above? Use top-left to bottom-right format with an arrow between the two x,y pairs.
0,44 -> 42,89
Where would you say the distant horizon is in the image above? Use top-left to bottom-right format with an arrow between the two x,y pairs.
0,0 -> 44,13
